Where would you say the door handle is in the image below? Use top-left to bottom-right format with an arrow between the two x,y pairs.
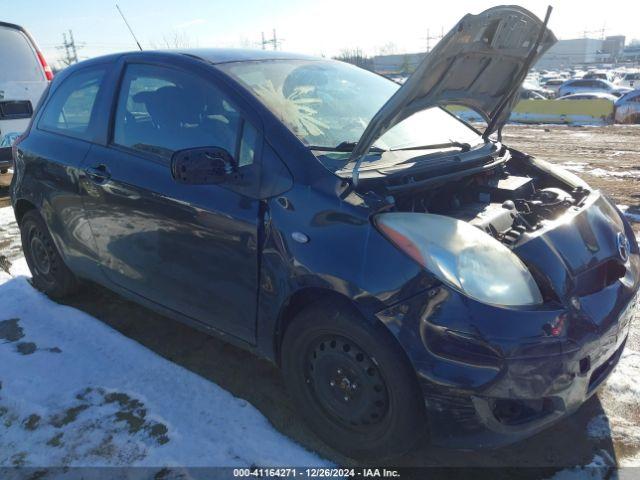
85,165 -> 111,183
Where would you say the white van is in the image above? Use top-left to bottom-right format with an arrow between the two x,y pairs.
0,21 -> 51,173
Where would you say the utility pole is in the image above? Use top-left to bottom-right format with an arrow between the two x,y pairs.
424,28 -> 443,53
56,29 -> 83,66
260,29 -> 283,50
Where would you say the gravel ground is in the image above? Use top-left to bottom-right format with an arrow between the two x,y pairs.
1,124 -> 639,475
502,124 -> 640,236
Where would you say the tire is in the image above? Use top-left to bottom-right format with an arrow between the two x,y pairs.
20,210 -> 80,299
0,168 -> 7,174
281,300 -> 427,460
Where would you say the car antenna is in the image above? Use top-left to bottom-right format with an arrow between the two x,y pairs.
116,4 -> 143,51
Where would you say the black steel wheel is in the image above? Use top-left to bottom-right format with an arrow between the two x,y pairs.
20,210 -> 80,298
281,300 -> 427,460
306,335 -> 389,428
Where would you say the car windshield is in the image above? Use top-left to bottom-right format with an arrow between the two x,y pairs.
217,59 -> 482,153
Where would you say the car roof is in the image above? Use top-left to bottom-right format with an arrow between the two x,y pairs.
174,48 -> 319,64
619,90 -> 640,100
0,20 -> 26,31
62,48 -> 323,74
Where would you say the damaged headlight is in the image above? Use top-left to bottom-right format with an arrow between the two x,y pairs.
375,212 -> 543,306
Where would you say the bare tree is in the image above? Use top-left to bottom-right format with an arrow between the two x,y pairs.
377,42 -> 398,56
334,48 -> 373,70
151,31 -> 194,49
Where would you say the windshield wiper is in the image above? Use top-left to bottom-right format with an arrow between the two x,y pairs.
309,141 -> 385,153
393,141 -> 472,152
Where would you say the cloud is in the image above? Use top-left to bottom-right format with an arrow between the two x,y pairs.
173,18 -> 206,29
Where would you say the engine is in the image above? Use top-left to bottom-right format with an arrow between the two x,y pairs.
388,165 -> 589,247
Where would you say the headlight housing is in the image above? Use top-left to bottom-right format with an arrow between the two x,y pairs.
375,212 -> 543,306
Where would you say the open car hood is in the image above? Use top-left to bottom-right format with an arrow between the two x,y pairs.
350,5 -> 556,178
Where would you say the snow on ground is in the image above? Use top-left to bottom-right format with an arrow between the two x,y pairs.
0,205 -> 21,271
0,206 -> 326,468
544,452 -> 614,480
561,162 -> 640,180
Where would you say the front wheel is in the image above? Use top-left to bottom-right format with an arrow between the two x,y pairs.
281,301 -> 427,460
20,210 -> 80,298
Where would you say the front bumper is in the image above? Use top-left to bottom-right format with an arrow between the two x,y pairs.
376,255 -> 639,449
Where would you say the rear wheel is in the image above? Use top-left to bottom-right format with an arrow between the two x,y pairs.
20,210 -> 80,298
281,301 -> 427,460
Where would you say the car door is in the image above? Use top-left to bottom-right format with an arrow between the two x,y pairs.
20,65 -> 108,274
80,58 -> 262,342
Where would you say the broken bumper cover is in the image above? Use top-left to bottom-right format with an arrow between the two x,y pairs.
376,255 -> 639,449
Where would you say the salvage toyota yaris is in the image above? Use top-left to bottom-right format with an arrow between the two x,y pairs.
10,5 -> 639,460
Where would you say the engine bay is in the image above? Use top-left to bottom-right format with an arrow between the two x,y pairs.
381,156 -> 590,247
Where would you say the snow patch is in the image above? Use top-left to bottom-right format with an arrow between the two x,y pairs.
599,349 -> 640,405
0,257 -> 326,467
588,414 -> 640,451
559,165 -> 640,179
588,168 -> 640,179
561,161 -> 589,172
544,452 -> 613,480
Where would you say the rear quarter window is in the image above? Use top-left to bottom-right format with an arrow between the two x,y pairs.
38,67 -> 106,141
0,26 -> 43,82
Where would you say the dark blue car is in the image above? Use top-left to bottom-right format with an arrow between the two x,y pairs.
10,6 -> 640,460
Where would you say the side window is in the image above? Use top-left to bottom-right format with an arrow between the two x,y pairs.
39,67 -> 105,140
113,63 -> 256,165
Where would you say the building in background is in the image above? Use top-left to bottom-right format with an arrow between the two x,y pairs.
602,35 -> 626,60
371,52 -> 426,76
535,38 -> 604,69
621,44 -> 640,63
340,36 -> 636,77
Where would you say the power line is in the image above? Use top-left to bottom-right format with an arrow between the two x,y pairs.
260,29 -> 283,50
56,29 -> 84,66
423,27 -> 443,53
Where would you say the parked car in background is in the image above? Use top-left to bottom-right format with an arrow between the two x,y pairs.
557,92 -> 618,102
558,78 -> 631,98
615,90 -> 640,124
519,88 -> 546,100
617,71 -> 640,89
522,81 -> 553,99
0,21 -> 52,174
541,78 -> 565,96
583,70 -> 613,82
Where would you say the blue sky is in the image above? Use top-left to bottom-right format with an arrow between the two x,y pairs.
2,0 -> 639,67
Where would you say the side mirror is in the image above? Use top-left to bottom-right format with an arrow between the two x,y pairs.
170,147 -> 237,185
